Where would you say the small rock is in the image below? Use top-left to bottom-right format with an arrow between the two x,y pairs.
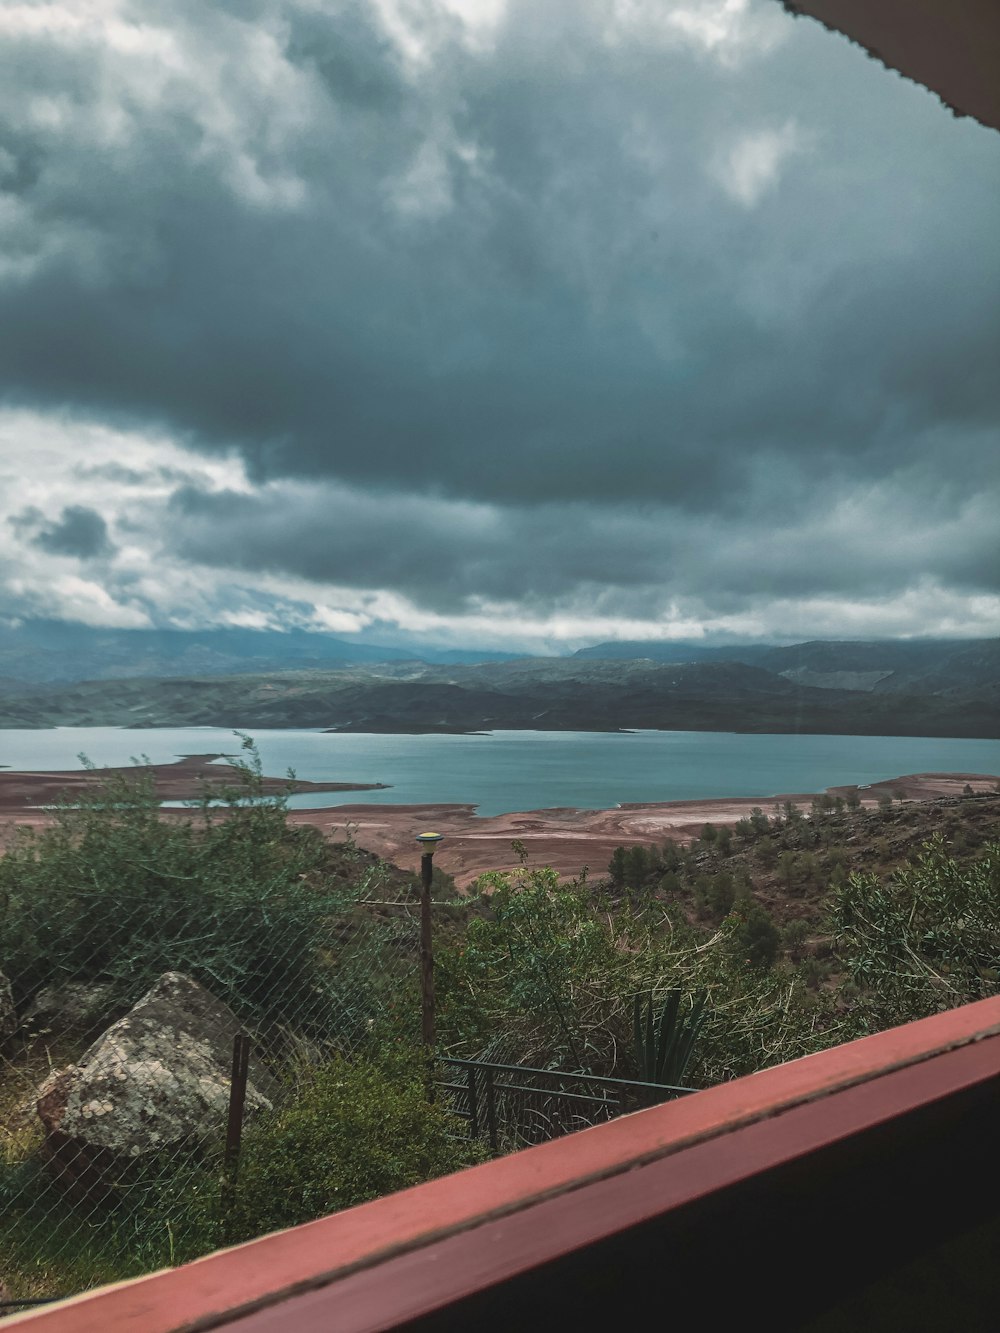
24,982 -> 115,1033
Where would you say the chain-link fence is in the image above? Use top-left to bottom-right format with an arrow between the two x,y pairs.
0,780 -> 430,1314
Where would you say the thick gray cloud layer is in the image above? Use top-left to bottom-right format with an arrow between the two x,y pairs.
27,504 -> 115,559
0,0 -> 998,642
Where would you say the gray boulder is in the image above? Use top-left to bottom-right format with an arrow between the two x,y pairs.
36,971 -> 275,1201
24,981 -> 114,1033
0,969 -> 15,1041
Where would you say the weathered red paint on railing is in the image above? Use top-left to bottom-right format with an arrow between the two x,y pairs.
9,995 -> 1000,1332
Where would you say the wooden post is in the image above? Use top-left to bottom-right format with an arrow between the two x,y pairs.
221,1033 -> 251,1237
420,851 -> 435,1049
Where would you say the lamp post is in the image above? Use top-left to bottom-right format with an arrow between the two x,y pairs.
415,832 -> 443,1050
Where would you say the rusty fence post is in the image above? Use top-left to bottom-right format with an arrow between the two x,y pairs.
420,850 -> 436,1050
484,1065 -> 499,1154
220,1033 -> 251,1234
414,833 -> 443,1100
467,1063 -> 480,1141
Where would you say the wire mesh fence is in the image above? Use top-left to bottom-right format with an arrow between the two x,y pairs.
0,777 -> 427,1313
0,752 -> 705,1314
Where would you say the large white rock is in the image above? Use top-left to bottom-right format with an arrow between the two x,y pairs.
36,971 -> 274,1200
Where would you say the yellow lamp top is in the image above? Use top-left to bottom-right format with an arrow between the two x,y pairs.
416,831 -> 444,847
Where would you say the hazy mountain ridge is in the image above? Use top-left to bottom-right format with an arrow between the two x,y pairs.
0,621 -> 523,683
0,649 -> 996,738
577,638 -> 999,703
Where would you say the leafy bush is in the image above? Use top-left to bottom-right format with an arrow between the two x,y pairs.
625,845 -> 651,885
708,872 -> 735,917
608,846 -> 627,887
222,1054 -> 480,1242
0,738 -> 353,1026
437,866 -> 824,1085
831,836 -> 1000,1024
783,918 -> 811,961
438,867 -> 633,1069
728,903 -> 781,969
0,1050 -> 478,1291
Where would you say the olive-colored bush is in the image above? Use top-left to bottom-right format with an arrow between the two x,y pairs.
222,1055 -> 481,1242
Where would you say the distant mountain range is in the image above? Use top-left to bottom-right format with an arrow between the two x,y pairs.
2,620 -> 996,693
576,638 -> 1000,700
0,631 -> 996,737
0,620 -> 522,683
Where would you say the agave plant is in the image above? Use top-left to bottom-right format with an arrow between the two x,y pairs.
632,987 -> 708,1101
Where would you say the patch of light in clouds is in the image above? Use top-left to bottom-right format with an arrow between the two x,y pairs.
713,119 -> 803,206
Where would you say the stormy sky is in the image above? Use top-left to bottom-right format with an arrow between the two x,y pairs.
1,0 -> 998,650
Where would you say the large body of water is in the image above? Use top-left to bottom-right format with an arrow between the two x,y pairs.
1,727 -> 998,817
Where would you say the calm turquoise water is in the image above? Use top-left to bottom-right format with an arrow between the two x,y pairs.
1,727 -> 998,817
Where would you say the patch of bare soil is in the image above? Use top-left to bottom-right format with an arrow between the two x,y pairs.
1,757 -> 995,890
288,773 -> 999,889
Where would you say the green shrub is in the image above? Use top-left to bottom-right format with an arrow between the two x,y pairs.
437,866 -> 635,1068
624,845 -> 650,885
436,866 -> 824,1085
728,903 -> 781,970
658,870 -> 682,897
660,842 -> 683,871
692,873 -> 714,915
0,738 -> 355,1027
735,817 -> 756,843
0,1052 -> 478,1292
777,850 -> 800,889
223,1055 -> 479,1242
782,918 -> 811,961
608,846 -> 627,887
831,837 -> 1000,1024
707,872 -> 735,918
749,807 -> 770,834
755,839 -> 778,869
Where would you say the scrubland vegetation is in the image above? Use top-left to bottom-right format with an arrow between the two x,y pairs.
1,744 -> 997,1305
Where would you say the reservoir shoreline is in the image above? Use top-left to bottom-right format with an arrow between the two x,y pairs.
0,759 -> 994,888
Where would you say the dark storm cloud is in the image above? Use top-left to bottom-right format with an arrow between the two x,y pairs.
165,468 -> 998,616
0,0 -> 998,627
19,505 -> 115,559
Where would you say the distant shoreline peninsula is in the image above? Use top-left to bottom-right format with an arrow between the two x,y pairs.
0,759 -> 995,889
0,754 -> 388,813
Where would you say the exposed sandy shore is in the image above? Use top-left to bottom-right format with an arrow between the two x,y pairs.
0,761 -> 994,889
288,771 -> 999,888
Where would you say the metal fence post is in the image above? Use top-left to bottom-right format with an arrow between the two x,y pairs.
484,1065 -> 499,1154
467,1064 -> 480,1141
414,833 -> 443,1053
221,1033 -> 251,1231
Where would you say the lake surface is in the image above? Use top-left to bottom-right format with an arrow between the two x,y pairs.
1,727 -> 998,817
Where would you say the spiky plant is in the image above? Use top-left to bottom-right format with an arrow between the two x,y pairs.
632,987 -> 707,1100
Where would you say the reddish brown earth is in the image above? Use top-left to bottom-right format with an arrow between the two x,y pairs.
288,771 -> 999,888
0,761 -> 995,889
0,753 -> 385,814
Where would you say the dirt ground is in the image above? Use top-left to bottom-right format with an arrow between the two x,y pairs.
0,761 -> 995,889
287,772 -> 999,887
